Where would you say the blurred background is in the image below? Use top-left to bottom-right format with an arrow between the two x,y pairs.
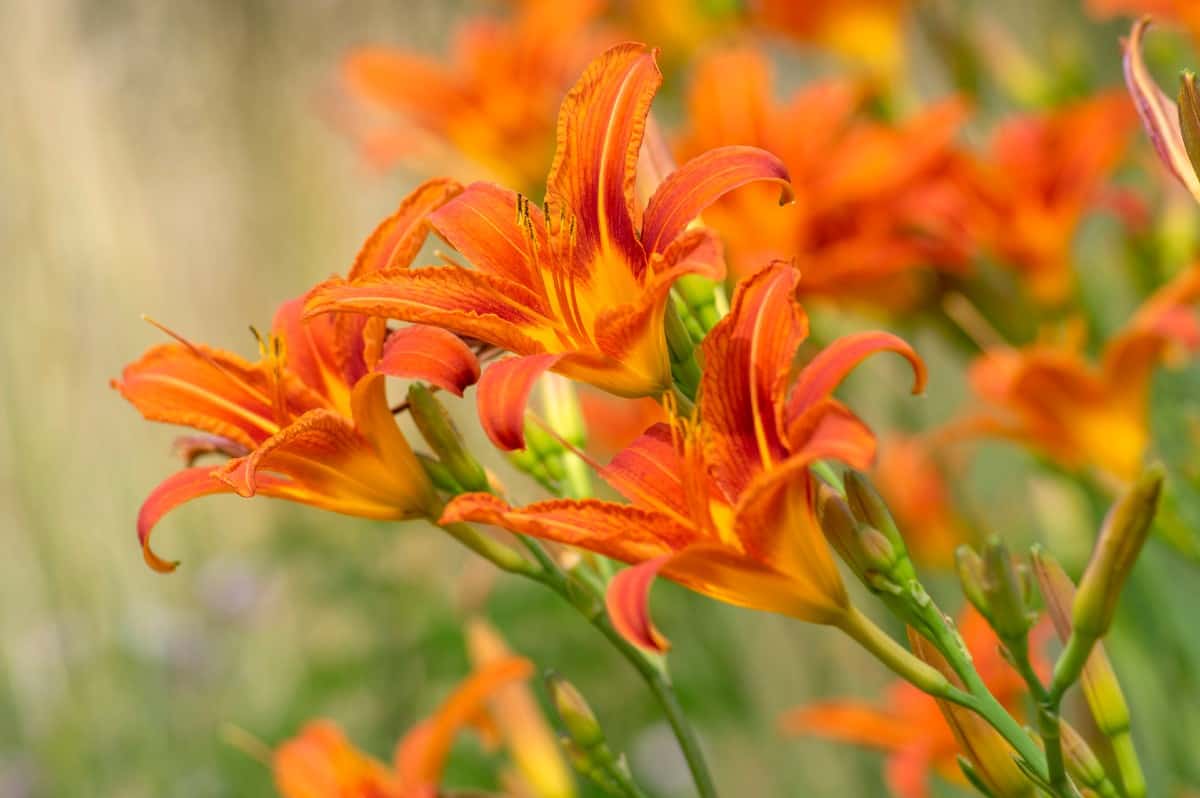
3,1 -> 1200,796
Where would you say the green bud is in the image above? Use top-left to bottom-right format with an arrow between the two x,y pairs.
546,672 -> 605,749
956,545 -> 989,617
1073,464 -> 1164,640
1178,71 -> 1200,185
843,471 -> 918,584
1060,721 -> 1111,793
982,539 -> 1032,641
407,384 -> 489,493
416,452 -> 464,494
817,483 -> 907,594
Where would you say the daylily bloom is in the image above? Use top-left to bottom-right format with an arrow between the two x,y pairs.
442,262 -> 925,651
338,0 -> 611,191
273,655 -> 536,798
960,263 -> 1200,483
113,179 -> 476,572
748,0 -> 910,78
1092,1 -> 1200,49
972,91 -> 1138,304
873,437 -> 969,569
308,43 -> 791,451
781,610 -> 1044,798
676,47 -> 977,305
1123,17 -> 1200,203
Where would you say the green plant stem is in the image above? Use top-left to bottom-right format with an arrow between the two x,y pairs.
516,537 -> 717,798
1112,732 -> 1147,798
1007,637 -> 1074,796
837,607 -> 964,700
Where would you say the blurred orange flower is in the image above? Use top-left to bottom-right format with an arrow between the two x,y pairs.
308,43 -> 790,450
873,437 -> 969,569
274,655 -> 536,798
677,48 -> 976,305
442,262 -> 926,650
1087,0 -> 1200,46
339,0 -> 611,191
749,0 -> 910,77
973,92 -> 1138,305
113,180 -> 476,572
782,610 -> 1042,798
961,263 -> 1200,482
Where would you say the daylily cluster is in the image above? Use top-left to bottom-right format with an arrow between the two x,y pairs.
112,6 -> 1200,798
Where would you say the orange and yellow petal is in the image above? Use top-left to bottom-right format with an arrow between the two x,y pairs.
476,354 -> 562,451
374,325 -> 480,397
274,720 -> 400,798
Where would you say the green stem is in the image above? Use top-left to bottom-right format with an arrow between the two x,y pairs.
1111,732 -> 1147,798
837,607 -> 963,700
1008,638 -> 1073,795
517,538 -> 717,798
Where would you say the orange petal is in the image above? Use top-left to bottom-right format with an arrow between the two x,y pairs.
137,467 -> 237,573
305,266 -> 554,356
700,262 -> 806,495
476,354 -> 560,450
349,177 -> 464,280
641,145 -> 792,256
440,493 -> 687,563
343,47 -> 461,118
785,398 -> 878,468
375,325 -> 480,396
1123,18 -> 1200,201
273,296 -> 364,410
428,182 -> 546,292
546,42 -> 661,271
113,340 -> 327,450
606,556 -> 672,653
780,701 -> 913,750
598,422 -> 689,523
885,744 -> 935,798
394,656 -> 535,791
787,331 -> 926,422
274,720 -> 399,798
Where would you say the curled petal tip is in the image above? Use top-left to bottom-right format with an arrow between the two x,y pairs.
606,556 -> 672,654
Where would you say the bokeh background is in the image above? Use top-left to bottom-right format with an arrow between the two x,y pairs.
3,1 -> 1200,796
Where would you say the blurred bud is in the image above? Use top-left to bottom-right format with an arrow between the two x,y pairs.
541,374 -> 586,449
408,384 -> 490,493
1031,550 -> 1133,739
546,672 -> 605,750
1073,464 -> 1163,640
1179,71 -> 1200,182
956,546 -> 989,617
982,539 -> 1033,641
843,471 -> 918,584
908,628 -> 1035,798
1060,721 -> 1111,795
817,485 -> 904,591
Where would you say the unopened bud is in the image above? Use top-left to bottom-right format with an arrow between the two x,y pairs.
1032,550 -> 1133,739
844,471 -> 917,584
817,485 -> 901,590
546,672 -> 605,749
674,274 -> 727,336
1060,721 -> 1111,794
416,452 -> 464,494
1073,464 -> 1163,640
982,539 -> 1032,641
407,384 -> 489,493
1179,71 -> 1200,183
956,545 -> 989,617
509,422 -> 568,492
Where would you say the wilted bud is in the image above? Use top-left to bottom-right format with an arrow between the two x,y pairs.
546,672 -> 605,750
1031,550 -> 1134,739
408,384 -> 490,493
1060,721 -> 1113,795
1179,70 -> 1200,183
1073,464 -> 1163,640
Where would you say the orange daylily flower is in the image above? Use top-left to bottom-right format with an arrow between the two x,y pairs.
274,655 -> 536,798
442,262 -> 926,650
308,43 -> 791,451
748,0 -> 910,78
961,263 -> 1200,482
677,47 -> 977,305
113,180 -> 476,572
973,92 -> 1138,304
578,390 -> 667,456
339,0 -> 611,190
873,437 -> 969,569
782,610 -> 1044,798
1088,0 -> 1200,48
467,618 -> 574,798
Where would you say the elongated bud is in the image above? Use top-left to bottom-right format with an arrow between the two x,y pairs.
1060,721 -> 1113,795
408,384 -> 490,493
417,452 -> 464,494
1073,464 -> 1163,640
843,471 -> 918,585
956,545 -> 989,617
1179,71 -> 1200,181
908,628 -> 1035,798
817,485 -> 901,590
546,672 -> 605,750
983,539 -> 1033,641
1032,550 -> 1134,738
